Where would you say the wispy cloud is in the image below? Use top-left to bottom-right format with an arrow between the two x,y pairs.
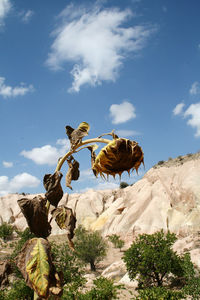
110,101 -> 136,124
21,138 -> 70,166
20,9 -> 34,23
0,173 -> 40,196
2,161 -> 13,168
189,81 -> 200,95
173,102 -> 185,116
0,0 -> 11,25
184,103 -> 200,137
0,77 -> 34,98
46,4 -> 156,92
115,129 -> 140,137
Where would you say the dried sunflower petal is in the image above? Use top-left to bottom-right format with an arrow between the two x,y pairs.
92,138 -> 144,178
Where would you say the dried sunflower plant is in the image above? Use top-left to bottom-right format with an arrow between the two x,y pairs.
16,122 -> 144,299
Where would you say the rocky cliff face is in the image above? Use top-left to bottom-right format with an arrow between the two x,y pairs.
1,154 -> 200,242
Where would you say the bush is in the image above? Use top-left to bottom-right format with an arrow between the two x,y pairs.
119,182 -> 129,189
74,226 -> 108,271
0,222 -> 14,241
133,286 -> 184,300
157,160 -> 165,165
61,277 -> 123,300
123,230 -> 184,288
0,279 -> 33,300
51,241 -> 85,286
108,234 -> 125,251
10,227 -> 35,259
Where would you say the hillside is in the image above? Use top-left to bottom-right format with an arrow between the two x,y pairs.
0,152 -> 200,297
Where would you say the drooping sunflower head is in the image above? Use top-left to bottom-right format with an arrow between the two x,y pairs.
92,138 -> 144,178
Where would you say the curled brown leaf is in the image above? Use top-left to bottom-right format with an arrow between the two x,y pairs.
65,156 -> 80,190
43,171 -> 63,207
17,195 -> 51,238
51,206 -> 76,250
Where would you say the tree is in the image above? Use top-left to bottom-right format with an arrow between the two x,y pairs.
108,234 -> 125,251
123,230 -> 184,288
0,222 -> 14,241
74,226 -> 108,271
119,182 -> 129,189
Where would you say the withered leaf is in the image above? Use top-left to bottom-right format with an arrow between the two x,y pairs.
16,238 -> 63,299
65,122 -> 90,149
87,144 -> 98,176
18,196 -> 51,238
43,171 -> 63,207
51,206 -> 76,250
66,156 -> 80,190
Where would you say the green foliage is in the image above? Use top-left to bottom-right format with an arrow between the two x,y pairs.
119,182 -> 129,189
0,279 -> 33,300
74,226 -> 108,271
123,230 -> 184,287
180,253 -> 200,299
157,160 -> 165,165
11,227 -> 36,258
61,277 -> 123,300
108,234 -> 125,251
0,222 -> 14,241
51,241 -> 85,286
133,286 -> 184,300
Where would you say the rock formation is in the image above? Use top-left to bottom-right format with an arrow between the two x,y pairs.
0,153 -> 200,241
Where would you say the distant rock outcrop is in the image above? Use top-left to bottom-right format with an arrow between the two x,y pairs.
1,153 -> 200,241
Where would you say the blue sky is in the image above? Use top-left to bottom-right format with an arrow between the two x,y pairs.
0,0 -> 200,196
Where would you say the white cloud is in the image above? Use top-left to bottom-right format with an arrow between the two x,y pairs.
21,138 -> 70,165
115,129 -> 140,137
2,161 -> 13,168
184,103 -> 200,137
0,173 -> 40,196
21,10 -> 34,23
189,81 -> 200,95
173,102 -> 185,116
110,101 -> 136,124
0,0 -> 11,24
46,4 -> 156,92
0,77 -> 34,98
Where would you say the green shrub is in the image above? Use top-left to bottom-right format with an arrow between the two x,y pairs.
51,242 -> 85,286
123,230 -> 184,288
1,279 -> 33,300
119,182 -> 129,189
0,222 -> 14,241
61,277 -> 123,300
108,234 -> 125,251
74,226 -> 108,271
157,160 -> 165,165
10,227 -> 35,259
133,286 -> 184,300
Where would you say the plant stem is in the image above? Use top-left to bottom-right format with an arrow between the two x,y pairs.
55,137 -> 111,172
46,137 -> 111,213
